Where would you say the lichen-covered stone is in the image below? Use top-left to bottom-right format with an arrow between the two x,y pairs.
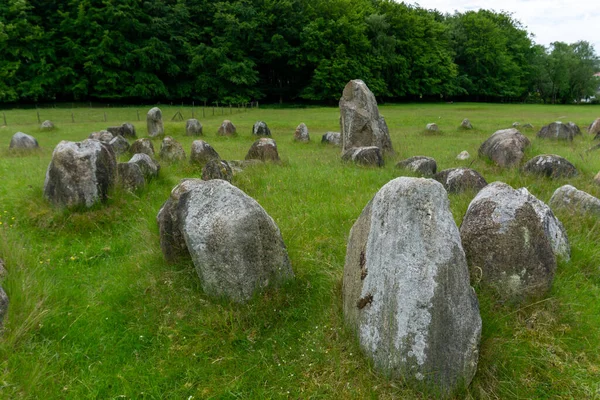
343,177 -> 481,394
0,285 -> 8,329
426,123 -> 439,131
202,159 -> 233,182
537,121 -> 576,141
294,123 -> 309,142
44,139 -> 117,208
218,120 -> 236,136
159,136 -> 186,162
9,132 -> 39,150
549,185 -> 600,216
567,122 -> 581,136
461,118 -> 473,129
456,150 -> 470,160
89,130 -> 114,143
246,138 -> 280,162
522,154 -> 577,179
107,123 -> 136,138
321,132 -> 341,146
460,182 -> 558,302
395,156 -> 437,176
147,107 -> 164,138
589,118 -> 600,136
117,162 -> 145,192
342,146 -> 383,167
433,168 -> 487,193
478,128 -> 530,168
186,119 -> 203,136
109,135 -> 130,156
252,121 -> 271,136
130,138 -> 155,157
129,153 -> 160,180
40,120 -> 54,130
190,140 -> 220,167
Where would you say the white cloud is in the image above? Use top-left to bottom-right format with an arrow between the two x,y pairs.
408,0 -> 600,53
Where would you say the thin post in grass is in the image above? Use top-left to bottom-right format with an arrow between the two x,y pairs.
37,111 -> 41,124
2,112 -> 6,126
104,112 -> 107,122
192,101 -> 195,119
229,104 -> 232,114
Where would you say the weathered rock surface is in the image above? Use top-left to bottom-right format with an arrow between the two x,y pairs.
456,150 -> 470,160
147,107 -> 164,138
159,136 -> 186,162
426,123 -> 439,131
512,122 -> 520,128
460,182 -> 558,302
342,146 -> 383,167
252,121 -> 271,136
108,135 -> 130,156
44,139 -> 117,208
129,153 -> 160,180
202,159 -> 233,182
9,132 -> 39,150
130,138 -> 155,157
218,120 -> 236,136
117,162 -> 145,192
190,140 -> 220,167
107,123 -> 136,138
549,185 -> 600,216
294,123 -> 310,142
343,177 -> 481,394
339,80 -> 393,154
321,131 -> 341,146
245,138 -> 280,162
589,118 -> 600,136
461,118 -> 473,129
395,156 -> 437,176
522,154 -> 577,179
0,285 -> 8,328
186,119 -> 203,136
433,168 -> 487,193
89,130 -> 114,143
157,179 -> 294,303
567,122 -> 581,136
0,259 -> 6,277
537,121 -> 576,141
228,159 -> 263,173
40,120 -> 54,130
478,128 -> 530,168
377,116 -> 393,153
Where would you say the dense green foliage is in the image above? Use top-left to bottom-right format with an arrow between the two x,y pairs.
0,0 -> 598,104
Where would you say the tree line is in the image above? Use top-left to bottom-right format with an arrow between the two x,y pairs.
1,0 -> 598,105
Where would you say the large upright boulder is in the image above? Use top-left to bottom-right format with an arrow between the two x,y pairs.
460,182 -> 558,302
129,153 -> 160,180
117,163 -> 145,192
108,135 -> 130,156
130,138 -> 155,157
159,136 -> 186,162
246,138 -> 280,162
44,139 -> 117,208
252,121 -> 271,136
202,159 -> 233,182
218,120 -> 236,136
549,185 -> 600,216
186,119 -> 203,136
146,107 -> 164,138
343,177 -> 481,394
157,179 -> 294,303
433,168 -> 487,193
522,155 -> 577,179
190,140 -> 220,167
294,123 -> 310,142
478,128 -> 530,168
9,132 -> 39,150
537,121 -> 575,141
589,118 -> 600,136
339,80 -> 393,154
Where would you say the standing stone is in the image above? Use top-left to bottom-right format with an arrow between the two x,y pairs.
157,179 -> 294,303
252,121 -> 271,136
109,135 -> 130,156
0,259 -> 6,278
0,286 -> 8,328
433,168 -> 487,193
339,80 -> 393,154
186,119 -> 203,136
294,123 -> 310,142
130,138 -> 155,157
40,120 -> 54,130
478,128 -> 530,168
426,123 -> 439,131
44,139 -> 117,208
377,116 -> 393,153
246,138 -> 280,162
461,119 -> 473,129
107,123 -> 136,138
589,118 -> 600,136
218,120 -> 236,136
190,140 -> 220,167
202,159 -> 233,182
129,153 -> 160,180
456,150 -> 470,160
537,121 -> 575,141
395,156 -> 437,177
9,132 -> 39,150
343,177 -> 481,394
117,162 -> 145,192
460,182 -> 558,302
321,131 -> 342,146
146,107 -> 164,138
567,122 -> 581,136
549,185 -> 600,216
159,136 -> 186,162
522,155 -> 577,179
89,130 -> 114,143
341,147 -> 383,167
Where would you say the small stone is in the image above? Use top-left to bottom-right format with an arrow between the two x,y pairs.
522,155 -> 577,179
456,150 -> 470,160
321,132 -> 341,146
40,120 -> 54,130
252,121 -> 271,136
218,120 -> 236,136
294,123 -> 310,142
129,153 -> 160,180
426,123 -> 439,131
395,156 -> 437,176
567,122 -> 581,136
107,123 -> 136,138
512,122 -> 520,128
202,159 -> 233,182
246,138 -> 280,162
461,118 -> 473,129
109,135 -> 130,156
117,162 -> 145,192
159,136 -> 186,162
433,168 -> 487,193
186,119 -> 203,136
341,146 -> 383,167
130,138 -> 155,157
89,130 -> 114,143
147,107 -> 164,138
9,132 -> 39,150
522,123 -> 534,129
190,140 -> 220,167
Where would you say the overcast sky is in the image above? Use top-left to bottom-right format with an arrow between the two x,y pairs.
408,0 -> 600,53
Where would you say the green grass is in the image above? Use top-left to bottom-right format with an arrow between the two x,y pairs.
1,102 -> 600,399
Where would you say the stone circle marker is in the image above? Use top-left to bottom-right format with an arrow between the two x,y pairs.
147,107 -> 164,138
218,120 -> 236,136
190,140 -> 220,167
246,138 -> 280,162
522,154 -> 577,179
478,128 -> 530,168
9,132 -> 39,150
186,119 -> 203,136
294,123 -> 310,142
252,121 -> 271,136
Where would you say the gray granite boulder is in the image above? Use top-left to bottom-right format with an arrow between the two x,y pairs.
0,285 -> 8,328
339,80 -> 393,154
395,156 -> 437,176
44,139 -> 117,208
218,120 -> 236,136
89,130 -> 114,143
537,121 -> 576,141
147,107 -> 164,138
294,123 -> 310,142
202,159 -> 233,182
377,116 -> 393,153
40,120 -> 54,130
567,122 -> 581,136
321,132 -> 341,146
130,138 -> 155,157
589,118 -> 600,136
129,153 -> 160,180
342,146 -> 383,167
433,168 -> 487,193
426,123 -> 439,131
246,138 -> 280,162
456,150 -> 470,160
117,162 -> 145,192
9,132 -> 39,150
107,123 -> 136,138
186,119 -> 203,136
0,259 -> 6,278
108,135 -> 130,156
461,118 -> 473,129
549,185 -> 600,216
460,182 -> 558,302
343,177 -> 481,394
478,128 -> 530,168
252,121 -> 271,136
159,136 -> 186,162
190,140 -> 220,167
522,155 -> 577,179
157,179 -> 294,303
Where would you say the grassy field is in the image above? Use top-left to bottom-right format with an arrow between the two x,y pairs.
1,102 -> 600,399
